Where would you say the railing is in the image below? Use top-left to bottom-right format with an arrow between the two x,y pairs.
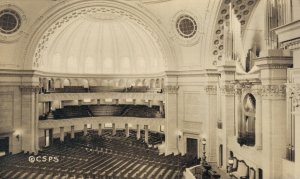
237,131 -> 255,146
286,145 -> 295,162
217,121 -> 222,129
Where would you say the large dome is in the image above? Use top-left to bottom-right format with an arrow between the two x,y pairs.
39,13 -> 165,74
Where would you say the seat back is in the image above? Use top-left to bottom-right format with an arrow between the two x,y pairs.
249,167 -> 256,179
237,160 -> 249,176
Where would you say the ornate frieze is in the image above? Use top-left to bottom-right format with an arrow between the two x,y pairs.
20,85 -> 40,94
164,85 -> 179,94
220,84 -> 235,95
205,85 -> 217,95
260,85 -> 286,97
280,38 -> 300,50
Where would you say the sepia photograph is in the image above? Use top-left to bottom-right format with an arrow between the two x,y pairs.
0,0 -> 299,178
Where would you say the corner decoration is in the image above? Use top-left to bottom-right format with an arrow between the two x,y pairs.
170,10 -> 201,46
0,4 -> 27,43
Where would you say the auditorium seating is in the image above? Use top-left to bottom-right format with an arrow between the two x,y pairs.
122,105 -> 162,118
44,105 -> 163,120
43,86 -> 163,93
89,86 -> 124,92
0,130 -> 197,179
52,106 -> 92,119
53,86 -> 88,93
89,105 -> 125,116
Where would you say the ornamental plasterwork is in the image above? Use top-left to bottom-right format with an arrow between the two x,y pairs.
286,83 -> 300,107
164,85 -> 179,94
220,84 -> 235,95
20,85 -> 40,93
32,6 -> 166,69
222,82 -> 285,96
205,85 -> 217,95
280,38 -> 300,50
0,4 -> 27,43
260,85 -> 286,97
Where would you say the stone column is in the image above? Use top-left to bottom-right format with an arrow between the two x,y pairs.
60,127 -> 64,142
112,123 -> 116,135
98,123 -> 102,136
20,85 -> 40,153
125,123 -> 129,137
256,56 -> 292,179
217,61 -> 236,170
71,125 -> 75,139
144,125 -> 149,144
164,85 -> 179,154
83,124 -> 87,136
137,124 -> 141,139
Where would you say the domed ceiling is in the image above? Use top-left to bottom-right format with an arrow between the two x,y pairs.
39,12 -> 165,74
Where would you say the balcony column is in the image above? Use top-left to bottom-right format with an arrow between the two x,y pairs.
137,124 -> 141,139
71,125 -> 75,139
60,127 -> 64,142
112,123 -> 116,135
20,85 -> 40,154
148,100 -> 152,108
98,123 -> 102,136
125,123 -> 129,137
83,124 -> 87,136
255,96 -> 262,150
144,125 -> 149,144
164,84 -> 179,155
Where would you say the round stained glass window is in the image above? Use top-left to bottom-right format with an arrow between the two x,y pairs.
0,9 -> 21,34
176,15 -> 197,38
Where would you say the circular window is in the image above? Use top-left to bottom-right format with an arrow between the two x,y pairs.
0,9 -> 21,34
176,15 -> 197,38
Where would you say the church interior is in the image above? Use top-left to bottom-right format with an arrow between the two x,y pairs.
0,0 -> 300,178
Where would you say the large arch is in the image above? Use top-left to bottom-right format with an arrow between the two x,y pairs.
22,0 -> 176,73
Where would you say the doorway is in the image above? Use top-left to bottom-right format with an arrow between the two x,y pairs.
186,138 -> 198,158
219,144 -> 223,167
0,137 -> 9,156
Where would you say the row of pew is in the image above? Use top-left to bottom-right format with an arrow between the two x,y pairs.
0,130 -> 199,179
41,105 -> 163,120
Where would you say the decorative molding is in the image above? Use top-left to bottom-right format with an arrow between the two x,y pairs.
281,38 -> 300,50
287,83 -> 300,107
164,85 -> 179,94
220,84 -> 235,95
260,85 -> 286,97
20,85 -> 40,93
205,85 -> 217,95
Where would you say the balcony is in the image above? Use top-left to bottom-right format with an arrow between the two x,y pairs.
237,131 -> 255,146
217,121 -> 222,129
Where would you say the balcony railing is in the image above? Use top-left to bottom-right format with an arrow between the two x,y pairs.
286,145 -> 295,162
217,121 -> 222,129
237,131 -> 255,146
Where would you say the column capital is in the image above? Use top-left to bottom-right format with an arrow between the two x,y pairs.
164,85 -> 179,94
260,84 -> 286,97
20,85 -> 39,93
287,83 -> 300,107
205,85 -> 217,95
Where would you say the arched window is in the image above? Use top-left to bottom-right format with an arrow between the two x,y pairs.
238,93 -> 256,146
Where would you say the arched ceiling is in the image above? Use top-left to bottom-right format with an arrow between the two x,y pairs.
39,13 -> 164,74
30,2 -> 171,75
